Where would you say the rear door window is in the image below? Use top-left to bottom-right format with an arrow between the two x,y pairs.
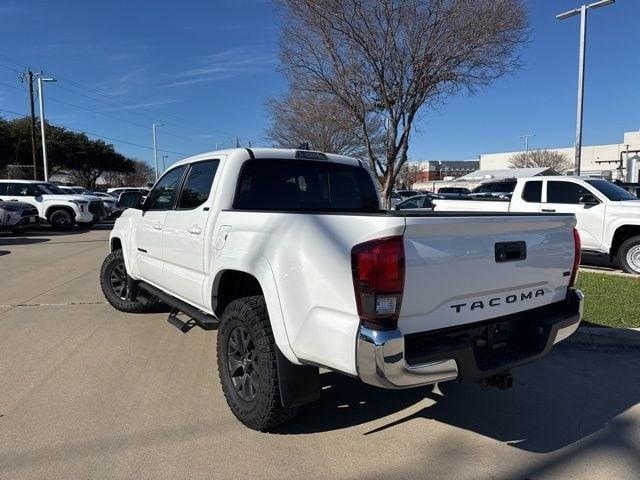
234,160 -> 379,212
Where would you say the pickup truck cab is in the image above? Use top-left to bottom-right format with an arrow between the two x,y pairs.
101,148 -> 583,430
433,177 -> 640,274
0,180 -> 104,229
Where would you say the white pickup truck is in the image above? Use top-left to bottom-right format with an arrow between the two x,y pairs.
101,148 -> 583,430
433,177 -> 640,274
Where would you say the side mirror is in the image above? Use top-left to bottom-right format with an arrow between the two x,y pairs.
579,194 -> 599,206
118,191 -> 144,210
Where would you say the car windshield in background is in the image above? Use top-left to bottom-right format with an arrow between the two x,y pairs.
234,160 -> 379,212
37,183 -> 66,195
474,181 -> 516,194
586,179 -> 638,201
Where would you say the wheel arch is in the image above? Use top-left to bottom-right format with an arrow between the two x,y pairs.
609,224 -> 640,258
44,204 -> 76,221
210,261 -> 298,365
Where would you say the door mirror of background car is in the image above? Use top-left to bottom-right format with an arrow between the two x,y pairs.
118,191 -> 144,210
578,194 -> 599,206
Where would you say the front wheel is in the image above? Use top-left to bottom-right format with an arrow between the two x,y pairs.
618,236 -> 640,275
217,296 -> 296,431
100,249 -> 154,313
47,208 -> 75,230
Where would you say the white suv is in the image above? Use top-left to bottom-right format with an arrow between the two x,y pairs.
0,180 -> 104,229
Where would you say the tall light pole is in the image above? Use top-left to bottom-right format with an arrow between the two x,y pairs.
152,123 -> 164,179
520,134 -> 535,155
37,74 -> 56,181
556,0 -> 615,176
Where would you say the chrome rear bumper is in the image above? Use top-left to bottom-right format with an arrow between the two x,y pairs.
356,288 -> 583,389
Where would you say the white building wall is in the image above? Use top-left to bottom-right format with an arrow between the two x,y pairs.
479,131 -> 640,180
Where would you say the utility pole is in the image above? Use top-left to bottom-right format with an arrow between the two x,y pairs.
25,69 -> 38,179
152,123 -> 164,180
37,73 -> 56,182
556,0 -> 615,175
235,136 -> 240,148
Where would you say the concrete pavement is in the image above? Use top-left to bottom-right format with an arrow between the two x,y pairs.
1,227 -> 639,480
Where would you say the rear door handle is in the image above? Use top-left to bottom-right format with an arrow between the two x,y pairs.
152,223 -> 163,230
541,208 -> 556,213
187,225 -> 202,235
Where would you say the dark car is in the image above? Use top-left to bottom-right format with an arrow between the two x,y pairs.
393,195 -> 434,211
438,187 -> 471,195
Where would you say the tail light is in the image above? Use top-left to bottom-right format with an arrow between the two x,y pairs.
351,236 -> 405,330
569,228 -> 581,287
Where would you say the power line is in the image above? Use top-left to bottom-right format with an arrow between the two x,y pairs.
0,107 -> 189,156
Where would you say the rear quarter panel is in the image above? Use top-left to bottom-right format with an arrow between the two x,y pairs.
214,210 -> 406,375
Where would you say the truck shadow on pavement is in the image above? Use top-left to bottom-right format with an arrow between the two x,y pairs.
277,344 -> 640,455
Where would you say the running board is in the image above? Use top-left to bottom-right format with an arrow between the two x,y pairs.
137,281 -> 219,332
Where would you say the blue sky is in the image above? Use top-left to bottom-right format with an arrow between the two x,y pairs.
0,0 -> 638,168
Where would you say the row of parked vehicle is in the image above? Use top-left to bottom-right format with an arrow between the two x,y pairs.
391,176 -> 640,274
0,180 -> 149,232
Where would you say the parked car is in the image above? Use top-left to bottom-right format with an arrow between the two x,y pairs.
396,189 -> 420,198
58,186 -> 115,219
393,194 -> 434,211
0,200 -> 39,232
438,187 -> 471,195
468,180 -> 517,199
433,176 -> 640,274
107,187 -> 149,198
0,180 -> 104,229
101,148 -> 583,431
91,192 -> 122,218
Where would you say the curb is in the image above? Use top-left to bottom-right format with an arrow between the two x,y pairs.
565,326 -> 640,348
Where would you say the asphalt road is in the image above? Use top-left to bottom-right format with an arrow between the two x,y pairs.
1,227 -> 639,480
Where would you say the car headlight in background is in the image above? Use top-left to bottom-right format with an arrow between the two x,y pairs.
70,200 -> 88,211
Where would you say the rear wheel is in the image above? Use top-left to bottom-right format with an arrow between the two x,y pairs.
618,236 -> 640,275
217,296 -> 296,430
100,249 -> 154,313
47,208 -> 74,230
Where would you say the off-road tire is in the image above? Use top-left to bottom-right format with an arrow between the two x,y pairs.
217,295 -> 296,431
47,208 -> 75,230
100,249 -> 153,313
617,235 -> 640,275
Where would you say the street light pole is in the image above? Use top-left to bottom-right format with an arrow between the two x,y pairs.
152,123 -> 164,180
557,0 -> 615,176
37,74 -> 56,181
520,134 -> 535,155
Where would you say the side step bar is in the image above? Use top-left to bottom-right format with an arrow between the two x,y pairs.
138,281 -> 219,332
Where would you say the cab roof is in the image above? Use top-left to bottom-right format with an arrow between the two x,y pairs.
169,148 -> 362,169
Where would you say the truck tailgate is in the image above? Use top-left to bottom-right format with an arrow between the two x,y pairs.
400,214 -> 576,334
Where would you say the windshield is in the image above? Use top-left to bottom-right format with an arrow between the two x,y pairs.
37,183 -> 67,195
586,179 -> 638,201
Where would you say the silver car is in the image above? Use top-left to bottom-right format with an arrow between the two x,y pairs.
0,200 -> 39,232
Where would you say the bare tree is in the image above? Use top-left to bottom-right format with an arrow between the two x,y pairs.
266,88 -> 384,157
104,160 -> 154,187
395,163 -> 422,189
508,150 -> 571,172
276,0 -> 528,205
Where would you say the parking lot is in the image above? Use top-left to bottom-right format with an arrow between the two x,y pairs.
1,227 -> 639,480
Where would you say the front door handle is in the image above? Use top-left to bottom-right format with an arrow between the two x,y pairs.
541,208 -> 556,213
152,223 -> 163,230
187,225 -> 202,235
